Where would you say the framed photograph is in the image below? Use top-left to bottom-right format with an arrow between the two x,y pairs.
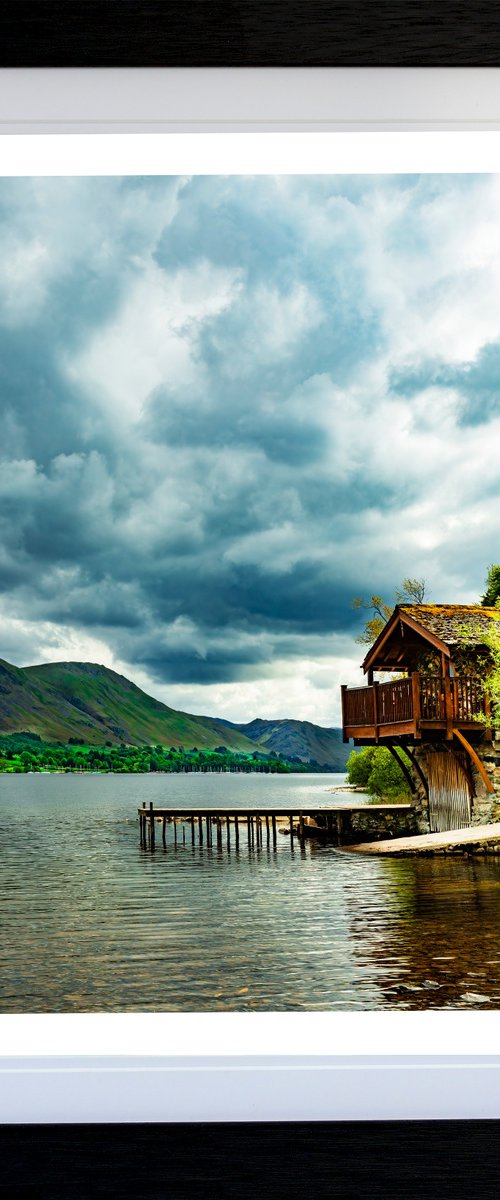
3,2 -> 500,1196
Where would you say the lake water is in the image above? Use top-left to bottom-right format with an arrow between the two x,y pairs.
2,772 -> 500,1011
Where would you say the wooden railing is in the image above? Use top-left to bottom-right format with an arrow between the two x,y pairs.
377,677 -> 413,724
343,673 -> 486,733
343,686 -> 374,727
452,676 -> 485,722
420,675 -> 444,721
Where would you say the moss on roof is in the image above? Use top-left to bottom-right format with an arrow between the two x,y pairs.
399,603 -> 499,646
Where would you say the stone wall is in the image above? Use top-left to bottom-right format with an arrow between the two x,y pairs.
335,805 -> 419,845
471,735 -> 500,825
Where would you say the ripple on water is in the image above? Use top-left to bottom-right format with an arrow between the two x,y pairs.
1,773 -> 500,1011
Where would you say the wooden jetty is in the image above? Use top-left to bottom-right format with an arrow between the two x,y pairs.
137,801 -> 410,851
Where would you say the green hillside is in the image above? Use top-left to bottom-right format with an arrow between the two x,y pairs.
0,658 -> 350,768
0,659 -> 255,752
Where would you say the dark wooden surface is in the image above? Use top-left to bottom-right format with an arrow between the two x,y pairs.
2,1 -> 500,67
0,1121 -> 498,1198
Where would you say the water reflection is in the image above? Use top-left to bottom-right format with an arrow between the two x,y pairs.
1,773 -> 500,1011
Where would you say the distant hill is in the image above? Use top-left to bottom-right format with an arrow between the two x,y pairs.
220,717 -> 351,771
0,658 -> 350,768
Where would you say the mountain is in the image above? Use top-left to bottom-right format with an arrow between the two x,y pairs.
0,657 -> 349,768
0,659 -> 253,751
220,717 -> 351,771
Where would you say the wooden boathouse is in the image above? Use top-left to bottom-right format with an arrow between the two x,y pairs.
341,603 -> 500,833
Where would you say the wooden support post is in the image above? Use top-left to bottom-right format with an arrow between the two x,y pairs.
443,674 -> 453,740
373,680 -> 380,743
272,814 -> 277,848
299,813 -> 305,844
217,817 -> 223,848
265,814 -> 270,842
327,814 -> 333,840
206,815 -> 211,845
162,816 -> 166,848
289,814 -> 294,847
247,814 -> 251,847
341,684 -> 348,742
235,814 -> 239,848
191,816 -> 195,845
149,801 -> 155,850
173,817 -> 177,846
411,672 -> 422,739
226,815 -> 231,849
336,812 -> 344,844
198,815 -> 203,844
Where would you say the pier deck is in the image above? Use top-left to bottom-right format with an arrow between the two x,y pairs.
137,802 -> 411,850
344,822 -> 500,856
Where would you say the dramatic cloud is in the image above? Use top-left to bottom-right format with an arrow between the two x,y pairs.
1,173 -> 499,724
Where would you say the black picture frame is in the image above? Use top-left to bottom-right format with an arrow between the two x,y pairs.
1,1120 -> 499,1199
1,0 -> 500,68
2,2 -> 500,1196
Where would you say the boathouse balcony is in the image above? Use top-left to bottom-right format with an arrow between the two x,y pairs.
341,673 -> 490,744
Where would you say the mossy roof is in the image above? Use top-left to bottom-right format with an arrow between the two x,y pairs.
398,603 -> 499,646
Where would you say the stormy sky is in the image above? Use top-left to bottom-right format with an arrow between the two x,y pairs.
0,172 -> 499,725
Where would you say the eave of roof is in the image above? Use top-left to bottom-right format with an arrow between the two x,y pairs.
361,603 -> 499,673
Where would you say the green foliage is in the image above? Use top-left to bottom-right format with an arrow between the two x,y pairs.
481,564 -> 500,607
346,747 -> 376,786
465,610 -> 500,728
0,735 -> 315,775
347,745 -> 411,801
352,578 -> 428,646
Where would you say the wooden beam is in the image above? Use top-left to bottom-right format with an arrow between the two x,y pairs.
411,672 -> 422,739
403,746 -> 429,798
443,674 -> 453,740
453,728 -> 495,795
386,745 -> 416,794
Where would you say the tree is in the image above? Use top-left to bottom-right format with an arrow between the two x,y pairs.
352,577 -> 428,646
347,745 -> 411,800
346,747 -> 375,787
481,565 -> 500,607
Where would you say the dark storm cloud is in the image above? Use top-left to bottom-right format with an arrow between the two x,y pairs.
1,173 -> 500,696
390,339 -> 500,426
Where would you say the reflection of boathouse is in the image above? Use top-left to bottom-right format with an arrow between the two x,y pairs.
341,604 -> 500,833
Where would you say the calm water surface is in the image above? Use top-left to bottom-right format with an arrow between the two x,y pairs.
2,772 -> 500,1011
